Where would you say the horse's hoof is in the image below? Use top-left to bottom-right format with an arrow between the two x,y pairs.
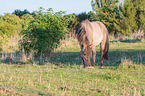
86,66 -> 94,69
100,66 -> 104,69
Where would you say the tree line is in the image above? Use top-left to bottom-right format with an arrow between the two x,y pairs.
91,0 -> 145,35
0,0 -> 144,60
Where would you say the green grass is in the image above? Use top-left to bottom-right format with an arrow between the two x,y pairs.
0,38 -> 145,95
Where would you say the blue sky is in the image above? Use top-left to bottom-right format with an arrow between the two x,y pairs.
0,0 -> 124,15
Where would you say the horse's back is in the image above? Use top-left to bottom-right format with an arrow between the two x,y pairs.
90,21 -> 104,46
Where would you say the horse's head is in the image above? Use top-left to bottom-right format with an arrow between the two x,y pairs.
80,43 -> 92,67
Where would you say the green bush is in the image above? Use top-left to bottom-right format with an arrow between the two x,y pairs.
21,8 -> 69,57
0,13 -> 23,52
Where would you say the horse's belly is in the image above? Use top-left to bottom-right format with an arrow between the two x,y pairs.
93,29 -> 103,46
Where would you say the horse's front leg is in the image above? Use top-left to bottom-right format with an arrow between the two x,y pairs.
92,46 -> 96,66
100,43 -> 104,68
100,50 -> 104,68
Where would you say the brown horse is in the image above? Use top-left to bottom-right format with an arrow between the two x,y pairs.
77,20 -> 109,68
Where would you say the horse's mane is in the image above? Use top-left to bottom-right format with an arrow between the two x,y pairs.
77,20 -> 93,45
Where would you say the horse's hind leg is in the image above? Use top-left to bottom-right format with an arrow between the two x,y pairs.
92,46 -> 96,66
100,43 -> 105,68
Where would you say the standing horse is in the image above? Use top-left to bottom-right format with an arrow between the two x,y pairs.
77,19 -> 109,68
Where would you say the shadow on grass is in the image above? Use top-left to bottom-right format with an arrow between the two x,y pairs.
50,49 -> 145,67
119,39 -> 142,43
0,53 -> 34,66
110,39 -> 142,43
1,44 -> 145,67
0,57 -> 33,66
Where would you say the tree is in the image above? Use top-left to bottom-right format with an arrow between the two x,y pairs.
88,11 -> 99,21
12,9 -> 30,17
76,12 -> 89,22
63,12 -> 89,35
21,14 -> 34,30
132,0 -> 145,32
119,0 -> 137,34
0,13 -> 23,52
63,14 -> 79,35
119,0 -> 145,35
0,13 -> 23,37
91,0 -> 121,35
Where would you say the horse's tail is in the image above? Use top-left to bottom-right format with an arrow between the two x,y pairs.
101,28 -> 109,60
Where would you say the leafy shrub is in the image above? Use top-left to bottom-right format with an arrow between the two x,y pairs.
21,8 -> 69,58
0,13 -> 23,52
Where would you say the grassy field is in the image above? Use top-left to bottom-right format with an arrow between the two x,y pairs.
0,38 -> 145,95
